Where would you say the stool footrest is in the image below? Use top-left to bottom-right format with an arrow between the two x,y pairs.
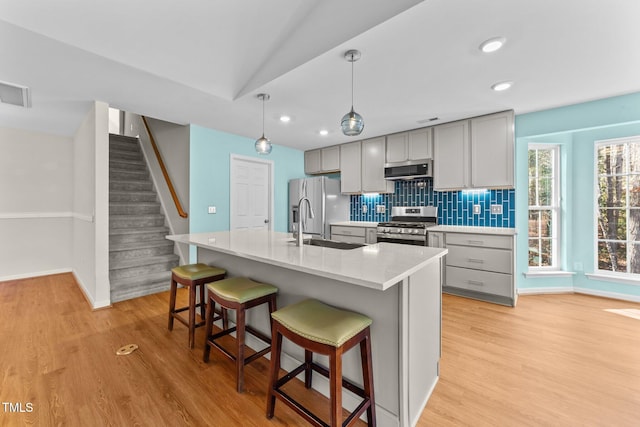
207,325 -> 272,364
275,389 -> 329,427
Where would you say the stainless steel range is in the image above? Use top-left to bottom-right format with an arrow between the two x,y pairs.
376,206 -> 438,246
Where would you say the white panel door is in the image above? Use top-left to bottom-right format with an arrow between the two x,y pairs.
230,155 -> 273,230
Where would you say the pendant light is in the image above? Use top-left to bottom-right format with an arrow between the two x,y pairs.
255,93 -> 272,155
341,49 -> 364,136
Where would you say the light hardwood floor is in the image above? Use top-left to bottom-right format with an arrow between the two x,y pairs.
1,273 -> 639,426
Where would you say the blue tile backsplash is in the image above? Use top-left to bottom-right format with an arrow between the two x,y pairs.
350,179 -> 515,227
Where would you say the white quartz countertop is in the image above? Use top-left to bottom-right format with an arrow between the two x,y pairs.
330,221 -> 379,228
429,225 -> 517,235
168,230 -> 446,291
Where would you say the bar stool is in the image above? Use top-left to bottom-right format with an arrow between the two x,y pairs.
203,276 -> 278,393
266,298 -> 376,427
168,263 -> 226,348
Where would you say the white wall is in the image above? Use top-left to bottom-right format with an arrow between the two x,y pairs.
0,127 -> 73,280
72,101 -> 110,308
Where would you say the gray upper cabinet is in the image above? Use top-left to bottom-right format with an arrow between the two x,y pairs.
340,141 -> 362,194
433,120 -> 470,190
385,128 -> 433,163
362,136 -> 394,193
470,111 -> 514,188
340,137 -> 393,194
304,146 -> 341,174
433,110 -> 514,190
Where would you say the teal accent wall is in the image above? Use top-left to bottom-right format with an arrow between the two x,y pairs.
189,124 -> 304,234
515,91 -> 640,299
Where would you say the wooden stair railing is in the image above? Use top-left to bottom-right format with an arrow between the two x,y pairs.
141,116 -> 188,218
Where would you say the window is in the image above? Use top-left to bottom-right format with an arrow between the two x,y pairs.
596,137 -> 640,275
528,144 -> 560,269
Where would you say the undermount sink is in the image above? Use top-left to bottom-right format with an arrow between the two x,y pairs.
291,238 -> 365,250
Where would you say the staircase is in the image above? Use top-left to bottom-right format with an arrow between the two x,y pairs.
109,134 -> 179,303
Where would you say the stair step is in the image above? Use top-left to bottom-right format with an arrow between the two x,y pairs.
109,202 -> 161,215
109,254 -> 179,281
110,271 -> 173,303
110,180 -> 153,192
109,214 -> 166,228
109,150 -> 143,161
110,191 -> 157,203
110,158 -> 146,169
109,135 -> 140,152
109,240 -> 175,263
109,168 -> 149,181
110,230 -> 170,245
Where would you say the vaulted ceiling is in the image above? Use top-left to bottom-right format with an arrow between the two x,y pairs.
1,0 -> 640,150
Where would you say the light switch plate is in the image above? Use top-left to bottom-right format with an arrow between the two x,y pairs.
362,205 -> 368,214
376,205 -> 386,214
490,204 -> 503,214
208,206 -> 216,214
473,205 -> 481,214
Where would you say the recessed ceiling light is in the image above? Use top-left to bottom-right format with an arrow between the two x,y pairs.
279,115 -> 291,123
479,37 -> 506,53
319,129 -> 329,136
491,81 -> 513,91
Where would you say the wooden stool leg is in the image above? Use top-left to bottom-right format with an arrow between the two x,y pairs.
266,325 -> 283,419
361,330 -> 376,426
168,277 -> 177,331
188,283 -> 197,348
203,295 -> 215,362
304,350 -> 313,389
199,282 -> 206,321
329,351 -> 343,427
236,307 -> 246,393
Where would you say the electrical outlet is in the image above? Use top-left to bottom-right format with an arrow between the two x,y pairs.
490,204 -> 503,214
376,205 -> 386,214
362,205 -> 368,214
473,205 -> 481,215
208,206 -> 216,214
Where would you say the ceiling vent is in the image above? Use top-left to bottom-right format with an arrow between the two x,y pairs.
0,81 -> 31,108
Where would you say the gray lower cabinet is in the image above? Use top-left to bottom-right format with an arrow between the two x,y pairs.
331,225 -> 377,244
441,231 -> 516,306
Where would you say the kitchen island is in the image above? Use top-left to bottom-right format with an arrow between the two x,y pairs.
168,230 -> 447,427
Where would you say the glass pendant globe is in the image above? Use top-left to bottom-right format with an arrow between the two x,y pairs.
341,108 -> 364,136
255,135 -> 272,154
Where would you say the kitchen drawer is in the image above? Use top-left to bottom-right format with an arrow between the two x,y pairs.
331,234 -> 366,244
445,266 -> 512,297
446,245 -> 512,274
331,225 -> 366,238
445,233 -> 513,250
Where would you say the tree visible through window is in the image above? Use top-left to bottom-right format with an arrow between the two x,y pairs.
528,145 -> 559,268
596,138 -> 640,274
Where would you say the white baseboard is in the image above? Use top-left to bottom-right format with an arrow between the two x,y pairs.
518,286 -> 640,303
0,268 -> 72,283
573,287 -> 640,303
517,286 -> 574,295
72,270 -> 111,310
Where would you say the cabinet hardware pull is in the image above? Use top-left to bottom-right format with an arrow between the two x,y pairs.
468,280 -> 484,286
467,258 -> 484,263
468,240 -> 484,245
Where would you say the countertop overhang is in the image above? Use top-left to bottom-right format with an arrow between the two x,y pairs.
168,230 -> 447,291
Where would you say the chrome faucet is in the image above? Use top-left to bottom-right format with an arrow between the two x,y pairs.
295,196 -> 315,246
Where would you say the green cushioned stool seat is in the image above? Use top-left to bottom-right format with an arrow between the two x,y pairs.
172,263 -> 226,281
168,263 -> 227,349
271,298 -> 372,348
207,277 -> 278,304
266,298 -> 376,425
203,276 -> 278,393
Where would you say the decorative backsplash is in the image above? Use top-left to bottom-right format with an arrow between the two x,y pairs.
349,179 -> 515,227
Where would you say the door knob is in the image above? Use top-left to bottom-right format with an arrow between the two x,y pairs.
264,219 -> 269,223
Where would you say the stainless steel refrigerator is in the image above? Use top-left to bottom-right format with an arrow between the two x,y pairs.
288,176 -> 349,239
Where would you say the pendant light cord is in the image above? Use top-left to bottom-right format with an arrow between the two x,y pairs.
262,96 -> 265,136
350,53 -> 355,109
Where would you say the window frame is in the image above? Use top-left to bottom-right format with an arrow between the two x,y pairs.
527,143 -> 561,271
594,136 -> 640,278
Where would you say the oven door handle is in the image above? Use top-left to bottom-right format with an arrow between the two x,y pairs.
376,233 -> 425,241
